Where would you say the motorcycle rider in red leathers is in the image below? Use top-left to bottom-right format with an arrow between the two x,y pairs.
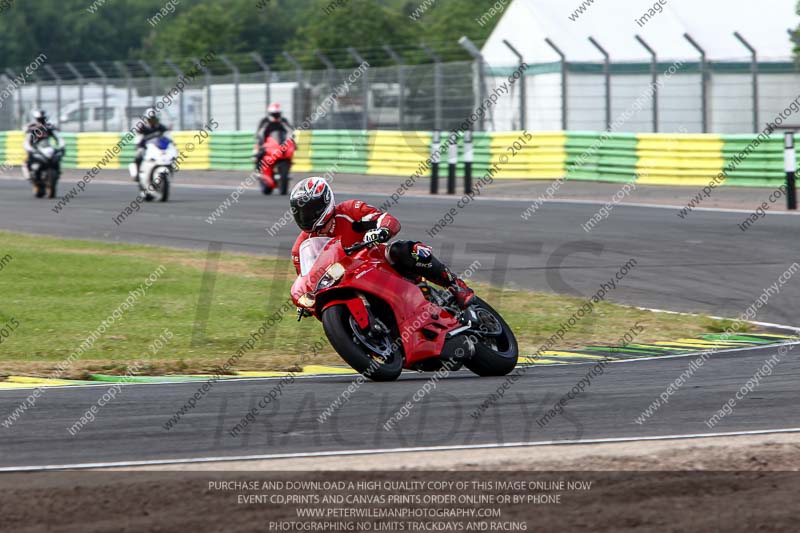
289,177 -> 475,308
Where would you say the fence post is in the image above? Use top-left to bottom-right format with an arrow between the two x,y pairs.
192,56 -> 212,125
383,45 -> 405,131
219,55 -> 240,131
459,37 -> 487,131
89,62 -> 108,132
785,132 -> 797,210
589,36 -> 611,131
43,65 -> 62,127
502,40 -> 526,130
282,51 -> 304,128
430,130 -> 441,194
545,38 -> 568,130
165,60 -> 185,131
420,44 -> 442,131
138,60 -> 157,108
65,63 -> 84,132
733,32 -> 759,134
250,52 -> 272,117
113,62 -> 132,130
464,130 -> 473,194
5,69 -> 23,129
635,35 -> 658,133
347,48 -> 369,131
33,72 -> 42,110
314,50 -> 337,129
684,33 -> 709,133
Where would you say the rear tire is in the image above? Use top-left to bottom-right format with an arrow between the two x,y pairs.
464,297 -> 518,377
322,304 -> 404,382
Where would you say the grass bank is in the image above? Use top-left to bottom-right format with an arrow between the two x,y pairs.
0,231 -> 746,378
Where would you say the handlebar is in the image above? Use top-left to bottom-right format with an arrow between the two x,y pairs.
343,241 -> 373,255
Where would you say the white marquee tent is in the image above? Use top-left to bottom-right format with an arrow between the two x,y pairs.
478,0 -> 800,132
482,0 -> 800,66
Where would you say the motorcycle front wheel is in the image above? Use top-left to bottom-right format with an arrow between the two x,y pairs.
463,297 -> 518,377
276,160 -> 291,195
46,169 -> 58,199
150,170 -> 170,202
33,177 -> 46,198
322,304 -> 404,382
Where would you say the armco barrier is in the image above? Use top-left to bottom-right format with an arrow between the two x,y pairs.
310,130 -> 368,175
0,129 -> 795,189
722,134 -> 786,187
566,132 -> 638,183
635,133 -> 725,187
490,131 -> 567,179
367,131 -> 431,177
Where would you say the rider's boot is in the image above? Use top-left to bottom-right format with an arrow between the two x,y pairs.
422,252 -> 475,309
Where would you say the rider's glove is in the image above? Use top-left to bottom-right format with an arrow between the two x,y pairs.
364,227 -> 391,245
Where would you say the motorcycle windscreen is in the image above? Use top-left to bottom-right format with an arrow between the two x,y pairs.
298,237 -> 332,277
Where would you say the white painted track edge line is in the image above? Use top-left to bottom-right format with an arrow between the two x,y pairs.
2,427 -> 799,472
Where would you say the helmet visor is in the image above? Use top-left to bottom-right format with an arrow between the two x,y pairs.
292,194 -> 329,231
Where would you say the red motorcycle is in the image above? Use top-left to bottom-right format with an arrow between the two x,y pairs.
257,132 -> 296,195
291,237 -> 518,381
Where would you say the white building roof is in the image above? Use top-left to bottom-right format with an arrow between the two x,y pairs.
482,0 -> 799,66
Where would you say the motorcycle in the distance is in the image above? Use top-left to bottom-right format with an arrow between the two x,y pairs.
128,135 -> 177,202
292,237 -> 519,381
28,144 -> 64,199
257,130 -> 296,196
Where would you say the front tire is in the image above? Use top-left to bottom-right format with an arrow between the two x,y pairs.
277,160 -> 290,195
46,169 -> 58,199
464,298 -> 518,377
33,179 -> 46,198
322,304 -> 404,382
159,176 -> 170,202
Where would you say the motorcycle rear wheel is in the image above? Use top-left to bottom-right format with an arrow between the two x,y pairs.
464,297 -> 518,377
322,304 -> 404,382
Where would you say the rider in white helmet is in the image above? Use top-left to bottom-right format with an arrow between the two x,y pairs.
23,109 -> 64,181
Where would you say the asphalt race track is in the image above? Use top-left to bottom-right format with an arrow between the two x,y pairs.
0,344 -> 798,469
0,176 -> 799,469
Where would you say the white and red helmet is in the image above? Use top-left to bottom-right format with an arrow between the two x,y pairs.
289,177 -> 335,231
268,102 -> 282,121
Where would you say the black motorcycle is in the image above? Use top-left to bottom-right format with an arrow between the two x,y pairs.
30,146 -> 65,199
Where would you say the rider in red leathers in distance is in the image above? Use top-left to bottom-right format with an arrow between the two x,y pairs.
289,177 -> 475,308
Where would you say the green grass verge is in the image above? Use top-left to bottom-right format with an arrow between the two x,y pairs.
0,231 -> 750,378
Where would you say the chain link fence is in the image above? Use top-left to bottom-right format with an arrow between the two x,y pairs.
1,55 -> 798,134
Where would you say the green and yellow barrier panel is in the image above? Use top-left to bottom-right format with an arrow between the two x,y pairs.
310,130 -> 369,174
367,130 -> 431,176
634,133 -> 725,186
488,131 -> 567,179
0,129 -> 795,188
566,131 -> 638,183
